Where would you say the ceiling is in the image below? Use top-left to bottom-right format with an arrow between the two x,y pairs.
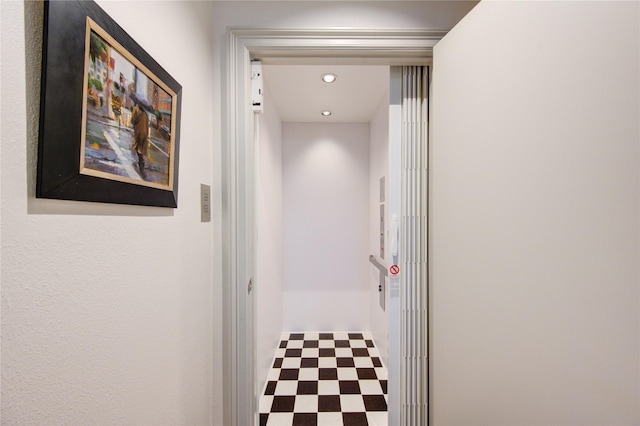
262,65 -> 389,123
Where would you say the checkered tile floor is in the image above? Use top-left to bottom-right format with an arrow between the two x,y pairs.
259,332 -> 388,426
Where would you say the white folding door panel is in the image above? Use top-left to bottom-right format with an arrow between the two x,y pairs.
431,2 -> 639,425
388,65 -> 429,426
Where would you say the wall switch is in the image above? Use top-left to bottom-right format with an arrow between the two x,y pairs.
201,184 -> 211,222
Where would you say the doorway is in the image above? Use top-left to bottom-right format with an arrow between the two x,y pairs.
256,63 -> 391,425
221,29 -> 440,426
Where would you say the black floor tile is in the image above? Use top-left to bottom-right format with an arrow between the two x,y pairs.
265,380 -> 277,395
318,368 -> 338,380
300,357 -> 318,368
293,413 -> 317,426
279,369 -> 300,380
259,413 -> 268,426
319,348 -> 336,357
342,412 -> 369,425
363,395 -> 387,411
339,380 -> 361,394
303,340 -> 319,348
357,368 -> 377,380
318,395 -> 341,412
290,333 -> 305,340
348,333 -> 364,339
285,348 -> 303,357
297,380 -> 318,395
271,395 -> 296,412
337,357 -> 355,367
352,348 -> 369,357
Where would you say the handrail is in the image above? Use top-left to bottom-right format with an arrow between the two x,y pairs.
369,255 -> 388,276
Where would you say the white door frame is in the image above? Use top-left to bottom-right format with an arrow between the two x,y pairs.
221,28 -> 444,426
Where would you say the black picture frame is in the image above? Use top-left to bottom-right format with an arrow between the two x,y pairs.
37,0 -> 182,208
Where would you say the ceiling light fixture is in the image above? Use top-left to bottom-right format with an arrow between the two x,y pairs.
321,110 -> 332,117
321,73 -> 337,83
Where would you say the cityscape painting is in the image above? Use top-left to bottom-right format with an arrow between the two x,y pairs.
37,0 -> 182,207
80,17 -> 177,191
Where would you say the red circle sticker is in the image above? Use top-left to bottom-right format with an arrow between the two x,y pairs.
390,265 -> 400,275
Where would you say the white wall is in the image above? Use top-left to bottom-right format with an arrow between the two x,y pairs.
1,1 -> 215,424
256,83 -> 284,393
282,123 -> 370,331
368,89 -> 390,365
431,1 -> 639,425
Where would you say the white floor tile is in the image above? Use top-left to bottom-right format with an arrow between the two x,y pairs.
333,332 -> 349,339
367,347 -> 380,358
318,357 -> 337,368
286,340 -> 304,349
318,412 -> 343,425
319,340 -> 335,348
268,369 -> 281,381
334,348 -> 352,357
274,380 -> 298,396
259,395 -> 274,413
337,367 -> 358,380
350,340 -> 367,348
353,357 -> 374,368
301,348 -> 319,357
298,368 -> 319,381
375,367 -> 388,380
359,380 -> 383,395
281,357 -> 301,368
304,332 -> 319,340
367,411 -> 388,425
294,395 -> 318,413
317,380 -> 340,395
266,412 -> 294,426
362,331 -> 373,339
340,394 -> 365,412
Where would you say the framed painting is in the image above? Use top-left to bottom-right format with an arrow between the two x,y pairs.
37,0 -> 182,207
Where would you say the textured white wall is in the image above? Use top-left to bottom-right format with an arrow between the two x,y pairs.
431,1 -> 639,424
256,83 -> 284,394
368,89 -> 390,365
1,1 -> 215,424
282,123 -> 370,331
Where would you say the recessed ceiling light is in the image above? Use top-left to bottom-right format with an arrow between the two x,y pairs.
321,73 -> 337,83
321,110 -> 332,117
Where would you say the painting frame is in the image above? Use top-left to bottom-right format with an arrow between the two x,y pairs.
37,0 -> 182,208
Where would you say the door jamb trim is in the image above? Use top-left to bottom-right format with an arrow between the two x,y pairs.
221,27 -> 445,426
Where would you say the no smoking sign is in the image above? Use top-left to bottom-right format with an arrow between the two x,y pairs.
390,265 -> 400,275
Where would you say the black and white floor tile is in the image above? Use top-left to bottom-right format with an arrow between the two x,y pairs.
259,332 -> 388,426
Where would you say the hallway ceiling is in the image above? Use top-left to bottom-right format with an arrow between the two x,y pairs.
262,65 -> 389,123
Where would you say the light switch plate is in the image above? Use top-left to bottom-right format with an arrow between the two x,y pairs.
201,184 -> 211,222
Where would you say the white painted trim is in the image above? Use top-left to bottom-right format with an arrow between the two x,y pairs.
221,28 -> 444,425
